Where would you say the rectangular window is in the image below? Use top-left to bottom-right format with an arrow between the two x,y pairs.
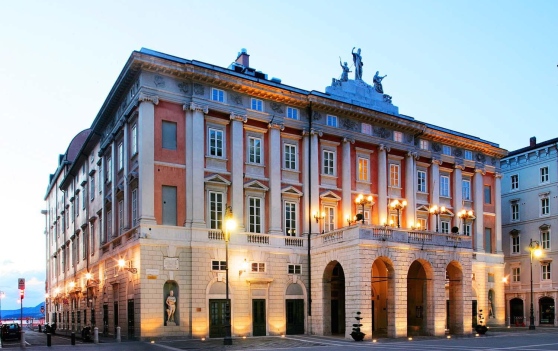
249,137 -> 262,164
511,203 -> 519,221
284,144 -> 297,170
511,174 -> 518,190
417,170 -> 427,192
440,175 -> 450,197
464,223 -> 471,236
82,187 -> 87,209
212,260 -> 227,271
419,139 -> 429,150
106,157 -> 112,183
361,123 -> 372,135
98,164 -> 102,192
211,88 -> 224,102
285,202 -> 297,236
131,124 -> 138,155
441,221 -> 450,234
251,262 -> 265,273
541,198 -> 550,216
542,263 -> 551,280
131,189 -> 138,227
417,218 -> 427,230
442,145 -> 451,155
358,157 -> 369,182
118,142 -> 123,170
162,185 -> 177,226
488,273 -> 495,283
90,176 -> 95,200
248,197 -> 262,233
90,222 -> 95,254
485,228 -> 493,253
118,200 -> 124,234
209,191 -> 224,229
208,128 -> 224,157
162,121 -> 177,150
323,150 -> 335,175
326,115 -> 338,127
464,150 -> 473,160
286,107 -> 299,120
484,185 -> 492,204
251,98 -> 263,111
512,267 -> 520,282
542,230 -> 550,249
512,235 -> 520,254
390,164 -> 400,187
324,206 -> 335,232
540,166 -> 549,183
462,180 -> 471,200
75,194 -> 80,217
107,210 -> 112,238
393,131 -> 403,142
288,264 -> 301,274
82,228 -> 87,258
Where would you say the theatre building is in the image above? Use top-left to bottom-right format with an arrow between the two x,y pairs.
43,48 -> 507,340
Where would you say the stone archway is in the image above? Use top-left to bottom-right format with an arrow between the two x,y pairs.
322,261 -> 345,335
371,257 -> 395,337
446,261 -> 464,334
407,260 -> 434,336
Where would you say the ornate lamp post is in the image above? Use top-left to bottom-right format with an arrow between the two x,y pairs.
429,205 -> 446,232
457,209 -> 475,235
390,199 -> 407,228
223,206 -> 236,345
528,239 -> 542,330
355,194 -> 374,224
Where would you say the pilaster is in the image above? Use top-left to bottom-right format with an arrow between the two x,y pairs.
473,168 -> 485,252
429,159 -> 441,231
378,144 -> 389,224
137,96 -> 157,225
230,112 -> 247,230
405,151 -> 417,228
494,173 -> 503,253
342,138 -> 354,222
268,122 -> 284,234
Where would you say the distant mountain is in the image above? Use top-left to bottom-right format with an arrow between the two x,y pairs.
1,302 -> 45,321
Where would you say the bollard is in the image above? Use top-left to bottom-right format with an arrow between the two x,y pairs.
47,333 -> 52,347
71,331 -> 75,345
39,325 -> 42,333
20,330 -> 26,348
94,327 -> 99,344
116,326 -> 121,342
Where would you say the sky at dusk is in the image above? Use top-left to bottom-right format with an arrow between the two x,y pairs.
0,0 -> 556,310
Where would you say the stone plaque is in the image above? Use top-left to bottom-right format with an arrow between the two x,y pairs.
164,258 -> 179,271
146,269 -> 159,279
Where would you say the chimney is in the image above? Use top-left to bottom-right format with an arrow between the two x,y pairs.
530,136 -> 536,147
235,48 -> 249,67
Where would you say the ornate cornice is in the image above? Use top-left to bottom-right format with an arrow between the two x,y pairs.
454,164 -> 466,171
475,168 -> 486,175
230,112 -> 248,123
431,158 -> 442,166
137,92 -> 159,105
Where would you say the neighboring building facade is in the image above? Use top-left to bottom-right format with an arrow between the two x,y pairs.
501,137 -> 558,326
43,48 -> 507,341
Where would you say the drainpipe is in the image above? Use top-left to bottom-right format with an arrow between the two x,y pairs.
307,102 -> 313,320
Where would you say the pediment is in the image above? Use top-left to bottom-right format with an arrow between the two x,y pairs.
416,205 -> 430,212
204,174 -> 231,186
319,190 -> 341,201
244,180 -> 269,192
281,186 -> 303,197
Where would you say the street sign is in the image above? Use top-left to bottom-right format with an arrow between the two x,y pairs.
18,278 -> 25,290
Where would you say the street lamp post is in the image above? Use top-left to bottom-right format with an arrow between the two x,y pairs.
390,199 -> 407,228
223,206 -> 236,345
429,205 -> 446,232
355,194 -> 374,224
458,209 -> 475,235
528,239 -> 542,330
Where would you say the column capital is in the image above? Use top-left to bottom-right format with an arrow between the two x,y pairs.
475,168 -> 486,175
494,172 -> 503,179
431,158 -> 442,166
454,163 -> 466,171
138,93 -> 159,105
302,128 -> 323,137
268,122 -> 284,131
185,102 -> 208,114
378,144 -> 390,152
406,150 -> 419,160
343,137 -> 355,144
230,112 -> 247,123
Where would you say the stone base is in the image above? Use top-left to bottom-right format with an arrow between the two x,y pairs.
166,321 -> 176,327
325,79 -> 399,115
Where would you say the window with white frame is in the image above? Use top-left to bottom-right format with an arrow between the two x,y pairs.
541,197 -> 550,216
542,263 -> 551,280
284,201 -> 297,236
162,121 -> 177,150
288,264 -> 301,274
417,170 -> 427,192
417,218 -> 428,230
464,223 -> 471,236
511,202 -> 519,221
208,128 -> 224,157
358,157 -> 369,182
251,98 -> 263,111
131,124 -> 137,155
131,188 -> 138,227
462,179 -> 471,200
212,260 -> 226,270
286,107 -> 299,120
284,143 -> 297,170
442,145 -> 452,155
512,267 -> 520,282
440,175 -> 450,197
83,187 -> 87,209
323,150 -> 335,175
323,206 -> 335,233
540,166 -> 549,183
393,131 -> 403,142
511,174 -> 518,190
511,235 -> 520,254
118,142 -> 124,171
441,221 -> 450,234
98,164 -> 102,192
251,262 -> 265,273
390,164 -> 400,187
326,115 -> 338,127
464,150 -> 473,160
248,197 -> 262,233
208,191 -> 224,229
248,137 -> 262,164
211,88 -> 224,102
419,139 -> 429,150
90,175 -> 95,200
361,123 -> 372,135
542,230 -> 551,250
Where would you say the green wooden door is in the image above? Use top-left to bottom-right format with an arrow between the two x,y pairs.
253,299 -> 266,336
286,299 -> 304,335
209,299 -> 227,338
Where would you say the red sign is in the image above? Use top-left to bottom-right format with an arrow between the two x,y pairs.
18,278 -> 25,290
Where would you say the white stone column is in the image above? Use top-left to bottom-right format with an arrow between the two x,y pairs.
429,159 -> 441,231
473,169 -> 485,252
137,94 -> 157,224
268,122 -> 283,234
405,151 -> 417,228
302,133 -> 310,236
377,145 -> 389,224
185,102 -> 208,228
310,130 -> 320,235
342,138 -> 353,223
230,113 -> 246,230
453,165 -> 464,215
494,173 -> 503,253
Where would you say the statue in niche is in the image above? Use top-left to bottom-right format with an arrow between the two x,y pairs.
352,47 -> 363,80
166,290 -> 176,323
373,71 -> 387,94
339,57 -> 351,82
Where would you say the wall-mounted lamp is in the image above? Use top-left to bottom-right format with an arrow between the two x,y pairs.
239,259 -> 248,276
85,272 -> 100,285
118,259 -> 138,273
313,211 -> 325,223
346,215 -> 356,226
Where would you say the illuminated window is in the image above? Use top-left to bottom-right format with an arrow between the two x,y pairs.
417,170 -> 427,192
251,262 -> 266,273
358,157 -> 369,181
393,131 -> 403,142
390,164 -> 400,187
326,115 -> 338,127
288,264 -> 301,274
284,143 -> 297,170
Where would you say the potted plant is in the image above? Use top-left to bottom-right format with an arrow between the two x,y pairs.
350,311 -> 366,341
475,309 -> 488,335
